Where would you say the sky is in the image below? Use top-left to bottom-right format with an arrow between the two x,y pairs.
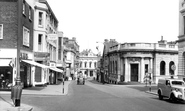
47,0 -> 179,53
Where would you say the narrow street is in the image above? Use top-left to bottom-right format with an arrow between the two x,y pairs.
1,80 -> 185,111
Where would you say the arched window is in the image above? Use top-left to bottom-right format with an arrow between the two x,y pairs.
169,61 -> 175,75
160,61 -> 166,75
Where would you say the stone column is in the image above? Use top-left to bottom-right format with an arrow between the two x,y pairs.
124,57 -> 129,82
140,57 -> 145,83
149,58 -> 153,82
117,55 -> 121,82
120,58 -> 123,82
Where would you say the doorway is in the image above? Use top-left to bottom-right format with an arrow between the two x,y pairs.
130,64 -> 138,82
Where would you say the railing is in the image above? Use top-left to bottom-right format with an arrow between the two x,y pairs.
109,43 -> 178,52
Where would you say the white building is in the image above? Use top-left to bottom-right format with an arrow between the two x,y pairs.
79,49 -> 99,78
22,0 -> 63,86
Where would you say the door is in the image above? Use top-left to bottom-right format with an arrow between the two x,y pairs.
130,64 -> 138,82
35,67 -> 42,82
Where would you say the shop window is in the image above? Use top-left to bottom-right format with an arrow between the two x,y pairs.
0,67 -> 12,89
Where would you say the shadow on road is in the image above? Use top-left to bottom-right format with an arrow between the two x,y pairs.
151,97 -> 185,105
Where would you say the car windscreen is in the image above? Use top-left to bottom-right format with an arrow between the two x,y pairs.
171,81 -> 184,85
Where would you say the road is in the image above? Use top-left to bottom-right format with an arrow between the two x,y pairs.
2,80 -> 185,111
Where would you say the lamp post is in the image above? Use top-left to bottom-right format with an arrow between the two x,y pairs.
11,0 -> 22,107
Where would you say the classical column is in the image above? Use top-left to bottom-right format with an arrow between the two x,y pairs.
140,57 -> 145,83
120,58 -> 123,82
124,57 -> 129,82
149,58 -> 153,82
117,55 -> 121,82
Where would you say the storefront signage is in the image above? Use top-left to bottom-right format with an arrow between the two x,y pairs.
48,34 -> 57,40
20,53 -> 28,60
34,52 -> 50,58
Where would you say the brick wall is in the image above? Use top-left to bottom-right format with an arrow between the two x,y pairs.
0,1 -> 18,48
0,0 -> 34,51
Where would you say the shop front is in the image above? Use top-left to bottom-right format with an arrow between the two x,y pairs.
49,62 -> 63,85
0,65 -> 13,90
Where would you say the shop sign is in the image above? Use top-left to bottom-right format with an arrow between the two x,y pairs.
20,53 -> 28,60
34,52 -> 50,58
48,34 -> 57,40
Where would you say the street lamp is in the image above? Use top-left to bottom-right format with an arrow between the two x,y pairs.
11,0 -> 23,107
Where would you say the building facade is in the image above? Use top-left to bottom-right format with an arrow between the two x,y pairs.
107,38 -> 178,84
63,37 -> 80,79
0,0 -> 63,90
79,49 -> 99,78
0,0 -> 34,89
178,0 -> 185,80
32,0 -> 61,86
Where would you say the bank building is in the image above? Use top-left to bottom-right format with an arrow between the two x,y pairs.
106,38 -> 178,84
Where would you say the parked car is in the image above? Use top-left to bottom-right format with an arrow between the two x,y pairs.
77,73 -> 85,85
157,78 -> 185,102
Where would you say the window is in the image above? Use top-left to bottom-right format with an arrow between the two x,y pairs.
80,62 -> 82,68
160,61 -> 166,75
0,24 -> 3,39
85,62 -> 87,68
23,1 -> 26,15
29,6 -> 32,20
38,34 -> 43,51
94,62 -> 96,68
169,61 -> 175,75
38,12 -> 43,26
23,26 -> 30,47
89,62 -> 92,68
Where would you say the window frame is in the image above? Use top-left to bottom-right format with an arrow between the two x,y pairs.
29,6 -> 32,20
23,26 -> 30,47
38,11 -> 43,27
23,1 -> 26,15
0,24 -> 3,39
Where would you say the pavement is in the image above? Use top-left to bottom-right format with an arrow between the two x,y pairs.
0,80 -> 71,111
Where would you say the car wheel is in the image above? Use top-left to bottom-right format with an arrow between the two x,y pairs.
158,90 -> 163,100
170,94 -> 176,102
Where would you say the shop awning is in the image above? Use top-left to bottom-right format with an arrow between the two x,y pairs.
0,59 -> 11,66
49,67 -> 63,73
22,60 -> 48,68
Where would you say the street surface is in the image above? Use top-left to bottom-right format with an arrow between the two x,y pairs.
1,80 -> 185,111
